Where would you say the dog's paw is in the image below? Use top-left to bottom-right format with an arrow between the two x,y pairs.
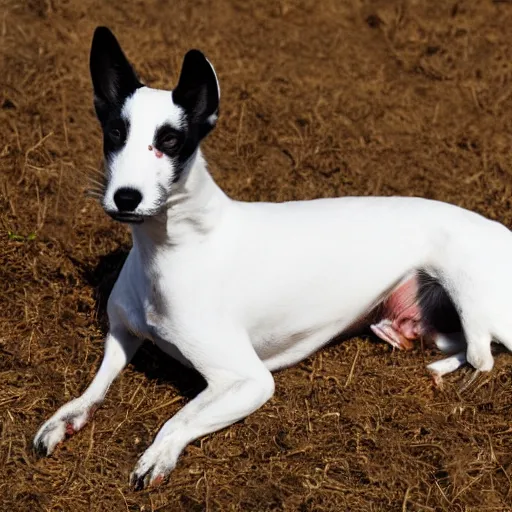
34,418 -> 67,457
428,370 -> 444,389
33,400 -> 96,457
130,443 -> 178,491
466,344 -> 494,372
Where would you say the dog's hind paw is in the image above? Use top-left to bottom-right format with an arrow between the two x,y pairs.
466,344 -> 494,373
430,371 -> 444,389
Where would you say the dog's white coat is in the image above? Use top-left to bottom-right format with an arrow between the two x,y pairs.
34,61 -> 512,489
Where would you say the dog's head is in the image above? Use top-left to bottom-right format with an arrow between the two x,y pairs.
89,27 -> 219,223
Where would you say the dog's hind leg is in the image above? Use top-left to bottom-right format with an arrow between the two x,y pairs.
427,351 -> 468,387
440,278 -> 494,372
434,332 -> 466,354
33,327 -> 142,456
461,321 -> 494,372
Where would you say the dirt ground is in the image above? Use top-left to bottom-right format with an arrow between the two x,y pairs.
2,0 -> 512,510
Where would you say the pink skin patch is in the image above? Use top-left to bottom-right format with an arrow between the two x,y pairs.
65,423 -> 76,436
371,276 -> 432,351
64,404 -> 99,439
151,474 -> 164,487
148,144 -> 164,158
432,373 -> 444,389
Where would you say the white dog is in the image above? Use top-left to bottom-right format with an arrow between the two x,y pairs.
34,27 -> 512,490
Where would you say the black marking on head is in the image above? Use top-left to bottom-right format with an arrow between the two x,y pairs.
172,50 -> 219,132
90,27 -> 143,127
153,123 -> 203,183
103,117 -> 130,161
417,271 -> 461,334
168,50 -> 220,183
90,31 -> 221,187
153,124 -> 184,158
90,27 -> 142,163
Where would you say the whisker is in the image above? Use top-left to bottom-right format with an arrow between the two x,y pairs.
76,166 -> 106,186
83,164 -> 106,178
85,184 -> 105,193
77,168 -> 104,183
86,189 -> 104,199
86,176 -> 106,189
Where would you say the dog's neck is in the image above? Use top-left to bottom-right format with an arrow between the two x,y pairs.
131,149 -> 229,256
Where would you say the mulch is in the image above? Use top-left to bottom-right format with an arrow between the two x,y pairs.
1,0 -> 512,510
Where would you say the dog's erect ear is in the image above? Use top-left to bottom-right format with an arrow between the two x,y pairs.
172,50 -> 220,128
90,27 -> 142,122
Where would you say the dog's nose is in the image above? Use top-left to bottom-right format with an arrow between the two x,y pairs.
113,187 -> 142,212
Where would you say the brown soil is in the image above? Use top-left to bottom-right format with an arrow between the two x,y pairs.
2,0 -> 512,510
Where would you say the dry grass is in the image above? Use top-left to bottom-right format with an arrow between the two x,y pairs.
1,0 -> 512,510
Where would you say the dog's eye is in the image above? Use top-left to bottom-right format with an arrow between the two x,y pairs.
161,134 -> 179,150
109,128 -> 121,142
154,124 -> 182,154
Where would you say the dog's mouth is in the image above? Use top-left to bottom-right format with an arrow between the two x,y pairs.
107,211 -> 145,224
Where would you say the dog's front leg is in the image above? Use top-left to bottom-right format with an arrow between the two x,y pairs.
129,345 -> 275,490
34,326 -> 142,456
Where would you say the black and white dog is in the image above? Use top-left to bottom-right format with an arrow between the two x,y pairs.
34,27 -> 512,489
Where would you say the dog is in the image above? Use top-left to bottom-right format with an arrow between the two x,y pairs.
34,26 -> 512,490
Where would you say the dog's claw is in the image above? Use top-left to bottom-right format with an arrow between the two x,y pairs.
34,438 -> 49,458
130,443 -> 177,490
130,467 -> 166,491
33,421 -> 66,457
130,472 -> 147,491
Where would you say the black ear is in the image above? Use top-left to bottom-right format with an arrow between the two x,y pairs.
89,27 -> 142,123
172,50 -> 219,127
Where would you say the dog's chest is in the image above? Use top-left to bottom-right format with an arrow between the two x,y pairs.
127,244 -> 207,341
119,269 -> 189,367
142,276 -> 170,338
